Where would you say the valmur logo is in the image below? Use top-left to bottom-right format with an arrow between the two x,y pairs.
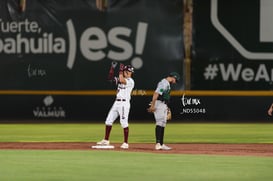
0,18 -> 148,70
33,96 -> 66,118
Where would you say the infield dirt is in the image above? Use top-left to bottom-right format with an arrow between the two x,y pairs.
1,142 -> 273,157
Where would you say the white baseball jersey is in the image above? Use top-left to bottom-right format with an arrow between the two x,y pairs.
105,77 -> 135,128
116,77 -> 134,100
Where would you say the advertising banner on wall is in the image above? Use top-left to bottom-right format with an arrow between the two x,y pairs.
0,0 -> 184,90
191,0 -> 273,90
0,0 -> 184,120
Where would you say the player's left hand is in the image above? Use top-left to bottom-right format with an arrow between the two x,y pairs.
167,108 -> 172,121
268,108 -> 273,116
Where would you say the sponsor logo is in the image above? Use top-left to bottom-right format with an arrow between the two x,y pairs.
33,95 -> 66,118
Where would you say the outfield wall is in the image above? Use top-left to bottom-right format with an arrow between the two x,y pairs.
0,0 -> 184,121
0,0 -> 272,122
0,91 -> 272,122
192,0 -> 273,90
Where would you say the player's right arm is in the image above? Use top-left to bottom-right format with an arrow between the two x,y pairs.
147,92 -> 159,113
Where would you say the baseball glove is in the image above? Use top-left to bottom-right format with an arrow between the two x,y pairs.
167,108 -> 172,121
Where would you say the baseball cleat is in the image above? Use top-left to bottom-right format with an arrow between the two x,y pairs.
161,144 -> 172,150
96,139 -> 110,145
155,143 -> 162,150
120,142 -> 129,149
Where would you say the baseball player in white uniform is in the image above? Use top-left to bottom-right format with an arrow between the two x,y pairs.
147,72 -> 180,150
97,64 -> 135,149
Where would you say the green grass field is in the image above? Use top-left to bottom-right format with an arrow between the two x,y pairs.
0,122 -> 273,181
1,122 -> 273,143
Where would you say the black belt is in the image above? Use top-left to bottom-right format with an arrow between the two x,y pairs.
116,99 -> 126,101
158,99 -> 167,104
